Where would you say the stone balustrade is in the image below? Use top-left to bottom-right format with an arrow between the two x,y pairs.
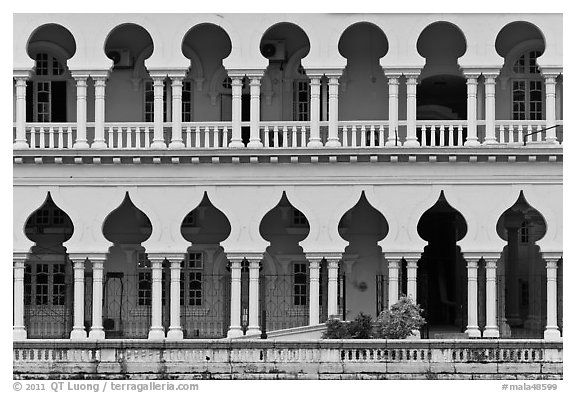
13,339 -> 562,379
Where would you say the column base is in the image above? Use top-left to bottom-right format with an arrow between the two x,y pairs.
150,141 -> 167,149
307,139 -> 324,148
73,141 -> 90,149
464,139 -> 481,147
465,327 -> 482,338
403,139 -> 420,148
91,141 -> 108,149
168,140 -> 185,149
246,327 -> 262,337
148,327 -> 165,340
325,139 -> 341,148
13,141 -> 29,149
546,137 -> 559,145
88,327 -> 106,340
166,328 -> 184,340
483,326 -> 500,338
227,326 -> 244,338
506,315 -> 523,327
228,140 -> 245,148
247,140 -> 264,148
385,139 -> 401,147
13,327 -> 27,340
70,327 -> 87,341
544,327 -> 562,340
482,138 -> 499,145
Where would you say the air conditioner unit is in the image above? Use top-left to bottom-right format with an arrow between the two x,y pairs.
261,40 -> 286,61
108,49 -> 132,68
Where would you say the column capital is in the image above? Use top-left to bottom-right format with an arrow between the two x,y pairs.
541,252 -> 562,263
226,252 -> 263,262
539,66 -> 562,78
166,70 -> 188,80
147,252 -> 185,262
87,69 -> 111,80
13,69 -> 33,80
481,69 -> 500,81
383,67 -> 421,78
13,251 -> 30,263
70,71 -> 90,81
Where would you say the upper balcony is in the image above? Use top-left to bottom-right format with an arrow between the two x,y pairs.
13,14 -> 563,159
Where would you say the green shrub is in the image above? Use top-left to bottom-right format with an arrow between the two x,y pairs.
347,312 -> 373,339
322,317 -> 351,339
375,296 -> 426,339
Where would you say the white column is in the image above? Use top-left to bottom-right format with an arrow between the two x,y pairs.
544,258 -> 561,340
70,258 -> 87,340
464,73 -> 480,146
388,258 -> 400,307
464,258 -> 481,338
326,74 -> 341,147
246,258 -> 262,335
385,74 -> 400,146
150,75 -> 167,149
483,73 -> 498,145
92,76 -> 108,149
543,74 -> 559,144
247,75 -> 263,148
72,74 -> 90,149
483,258 -> 499,337
88,256 -> 106,340
148,258 -> 165,340
405,258 -> 418,300
167,258 -> 184,340
404,73 -> 420,147
227,257 -> 243,337
229,75 -> 244,148
169,75 -> 185,149
327,258 -> 340,318
13,255 -> 27,340
308,257 -> 321,324
308,75 -> 323,147
14,75 -> 30,149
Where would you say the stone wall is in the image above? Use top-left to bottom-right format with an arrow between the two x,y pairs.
13,339 -> 562,380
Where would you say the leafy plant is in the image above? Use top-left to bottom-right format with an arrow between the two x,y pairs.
375,296 -> 426,339
322,317 -> 351,339
347,312 -> 373,339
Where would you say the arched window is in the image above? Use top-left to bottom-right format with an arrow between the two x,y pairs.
511,50 -> 543,120
27,52 -> 69,122
292,64 -> 310,121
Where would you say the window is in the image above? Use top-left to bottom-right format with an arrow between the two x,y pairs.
28,201 -> 69,233
292,208 -> 308,227
293,263 -> 307,306
293,80 -> 310,121
182,211 -> 197,227
520,221 -> 530,243
144,81 -> 168,122
137,253 -> 152,306
26,53 -> 68,122
144,80 -> 193,122
24,263 -> 68,306
511,50 -> 543,120
182,81 -> 193,122
181,252 -> 203,306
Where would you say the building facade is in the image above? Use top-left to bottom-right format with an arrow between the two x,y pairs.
13,13 -> 562,353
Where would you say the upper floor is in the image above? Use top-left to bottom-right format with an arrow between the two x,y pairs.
13,13 -> 563,153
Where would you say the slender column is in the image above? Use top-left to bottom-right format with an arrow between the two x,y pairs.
148,258 -> 165,339
385,74 -> 400,146
308,257 -> 321,324
169,75 -> 185,149
307,75 -> 323,147
544,258 -> 561,340
506,226 -> 521,326
92,76 -> 108,148
150,75 -> 167,149
404,73 -> 420,147
88,256 -> 106,340
13,255 -> 27,340
247,75 -> 263,148
327,258 -> 340,318
326,74 -> 342,147
543,74 -> 559,144
70,258 -> 87,340
227,257 -> 243,337
246,258 -> 262,335
464,259 -> 481,338
464,73 -> 480,146
405,258 -> 418,300
388,258 -> 400,307
483,73 -> 498,144
14,75 -> 30,149
167,258 -> 184,340
483,258 -> 499,337
229,75 -> 244,148
72,74 -> 90,148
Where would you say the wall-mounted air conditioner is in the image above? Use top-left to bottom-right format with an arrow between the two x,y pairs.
108,49 -> 132,68
261,40 -> 286,61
